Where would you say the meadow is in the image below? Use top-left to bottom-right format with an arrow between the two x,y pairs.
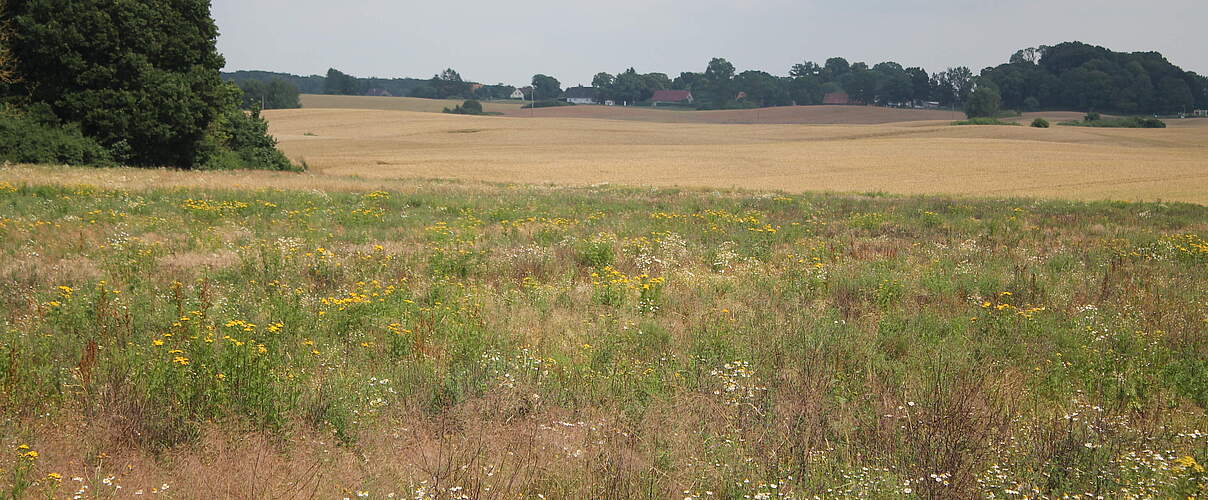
0,164 -> 1205,498
264,107 -> 1208,205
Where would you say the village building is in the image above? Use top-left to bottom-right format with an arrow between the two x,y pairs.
510,88 -> 526,99
564,86 -> 599,104
651,89 -> 694,106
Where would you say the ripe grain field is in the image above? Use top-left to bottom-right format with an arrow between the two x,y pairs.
0,163 -> 1206,498
265,107 -> 1208,205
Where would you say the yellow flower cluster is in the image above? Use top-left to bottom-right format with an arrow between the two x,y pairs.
180,198 -> 251,214
980,292 -> 1047,318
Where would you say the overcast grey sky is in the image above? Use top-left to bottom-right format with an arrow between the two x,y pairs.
212,0 -> 1207,86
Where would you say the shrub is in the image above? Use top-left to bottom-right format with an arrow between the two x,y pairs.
443,99 -> 484,115
520,99 -> 573,109
964,85 -> 1002,118
1059,116 -> 1167,128
1084,112 -> 1101,122
201,108 -> 300,171
0,110 -> 113,166
1031,118 -> 1050,128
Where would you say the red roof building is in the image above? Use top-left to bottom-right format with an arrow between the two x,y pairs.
651,90 -> 694,104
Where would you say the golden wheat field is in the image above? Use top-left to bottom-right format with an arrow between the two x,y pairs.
264,105 -> 1208,204
300,94 -> 525,114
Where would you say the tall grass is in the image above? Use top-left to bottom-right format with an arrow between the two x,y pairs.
0,177 -> 1205,498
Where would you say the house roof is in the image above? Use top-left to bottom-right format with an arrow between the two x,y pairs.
564,86 -> 598,99
822,92 -> 852,105
651,90 -> 692,102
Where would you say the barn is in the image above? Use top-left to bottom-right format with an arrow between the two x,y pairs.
651,90 -> 694,106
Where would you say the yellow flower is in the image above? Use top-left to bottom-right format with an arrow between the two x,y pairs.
1176,455 -> 1205,473
172,356 -> 190,366
22,450 -> 38,460
46,472 -> 63,481
152,339 -> 165,346
216,373 -> 226,380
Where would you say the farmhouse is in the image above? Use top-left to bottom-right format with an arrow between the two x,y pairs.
651,89 -> 693,106
564,86 -> 599,105
1195,109 -> 1207,117
822,92 -> 857,105
509,88 -> 525,99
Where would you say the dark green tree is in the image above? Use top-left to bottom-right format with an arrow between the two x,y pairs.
701,58 -> 736,106
964,84 -> 1002,118
531,74 -> 561,100
788,75 -> 823,105
905,67 -> 931,103
430,68 -> 469,99
4,0 -> 230,167
843,69 -> 881,104
790,61 -> 821,78
822,57 -> 850,82
734,70 -> 790,107
592,72 -> 616,102
324,68 -> 362,95
237,78 -> 301,110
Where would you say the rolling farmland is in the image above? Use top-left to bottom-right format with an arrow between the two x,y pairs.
265,105 -> 1208,204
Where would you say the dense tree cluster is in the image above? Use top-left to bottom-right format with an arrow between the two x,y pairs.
324,68 -> 362,96
590,68 -> 673,104
651,56 -> 967,109
573,42 -> 1206,114
0,0 -> 295,170
979,42 -> 1208,114
236,78 -> 301,110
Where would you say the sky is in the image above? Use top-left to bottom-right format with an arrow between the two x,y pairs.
212,0 -> 1208,86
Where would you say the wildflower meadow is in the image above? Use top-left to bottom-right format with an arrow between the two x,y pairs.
0,173 -> 1205,498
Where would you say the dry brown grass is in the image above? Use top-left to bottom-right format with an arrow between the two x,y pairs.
260,108 -> 1208,205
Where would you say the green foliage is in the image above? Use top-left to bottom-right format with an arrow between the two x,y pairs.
965,85 -> 1003,118
520,99 -> 572,109
1060,116 -> 1167,128
202,107 -> 299,171
429,68 -> 470,99
4,0 -> 228,167
1085,111 -> 1101,122
324,68 -> 362,95
981,42 -> 1207,114
1031,117 -> 1050,128
1,0 -> 293,170
442,99 -> 484,115
236,78 -> 301,110
531,74 -> 562,99
0,108 -> 112,166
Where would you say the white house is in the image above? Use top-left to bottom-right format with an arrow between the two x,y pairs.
509,88 -> 525,100
1195,109 -> 1208,117
563,86 -> 599,104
